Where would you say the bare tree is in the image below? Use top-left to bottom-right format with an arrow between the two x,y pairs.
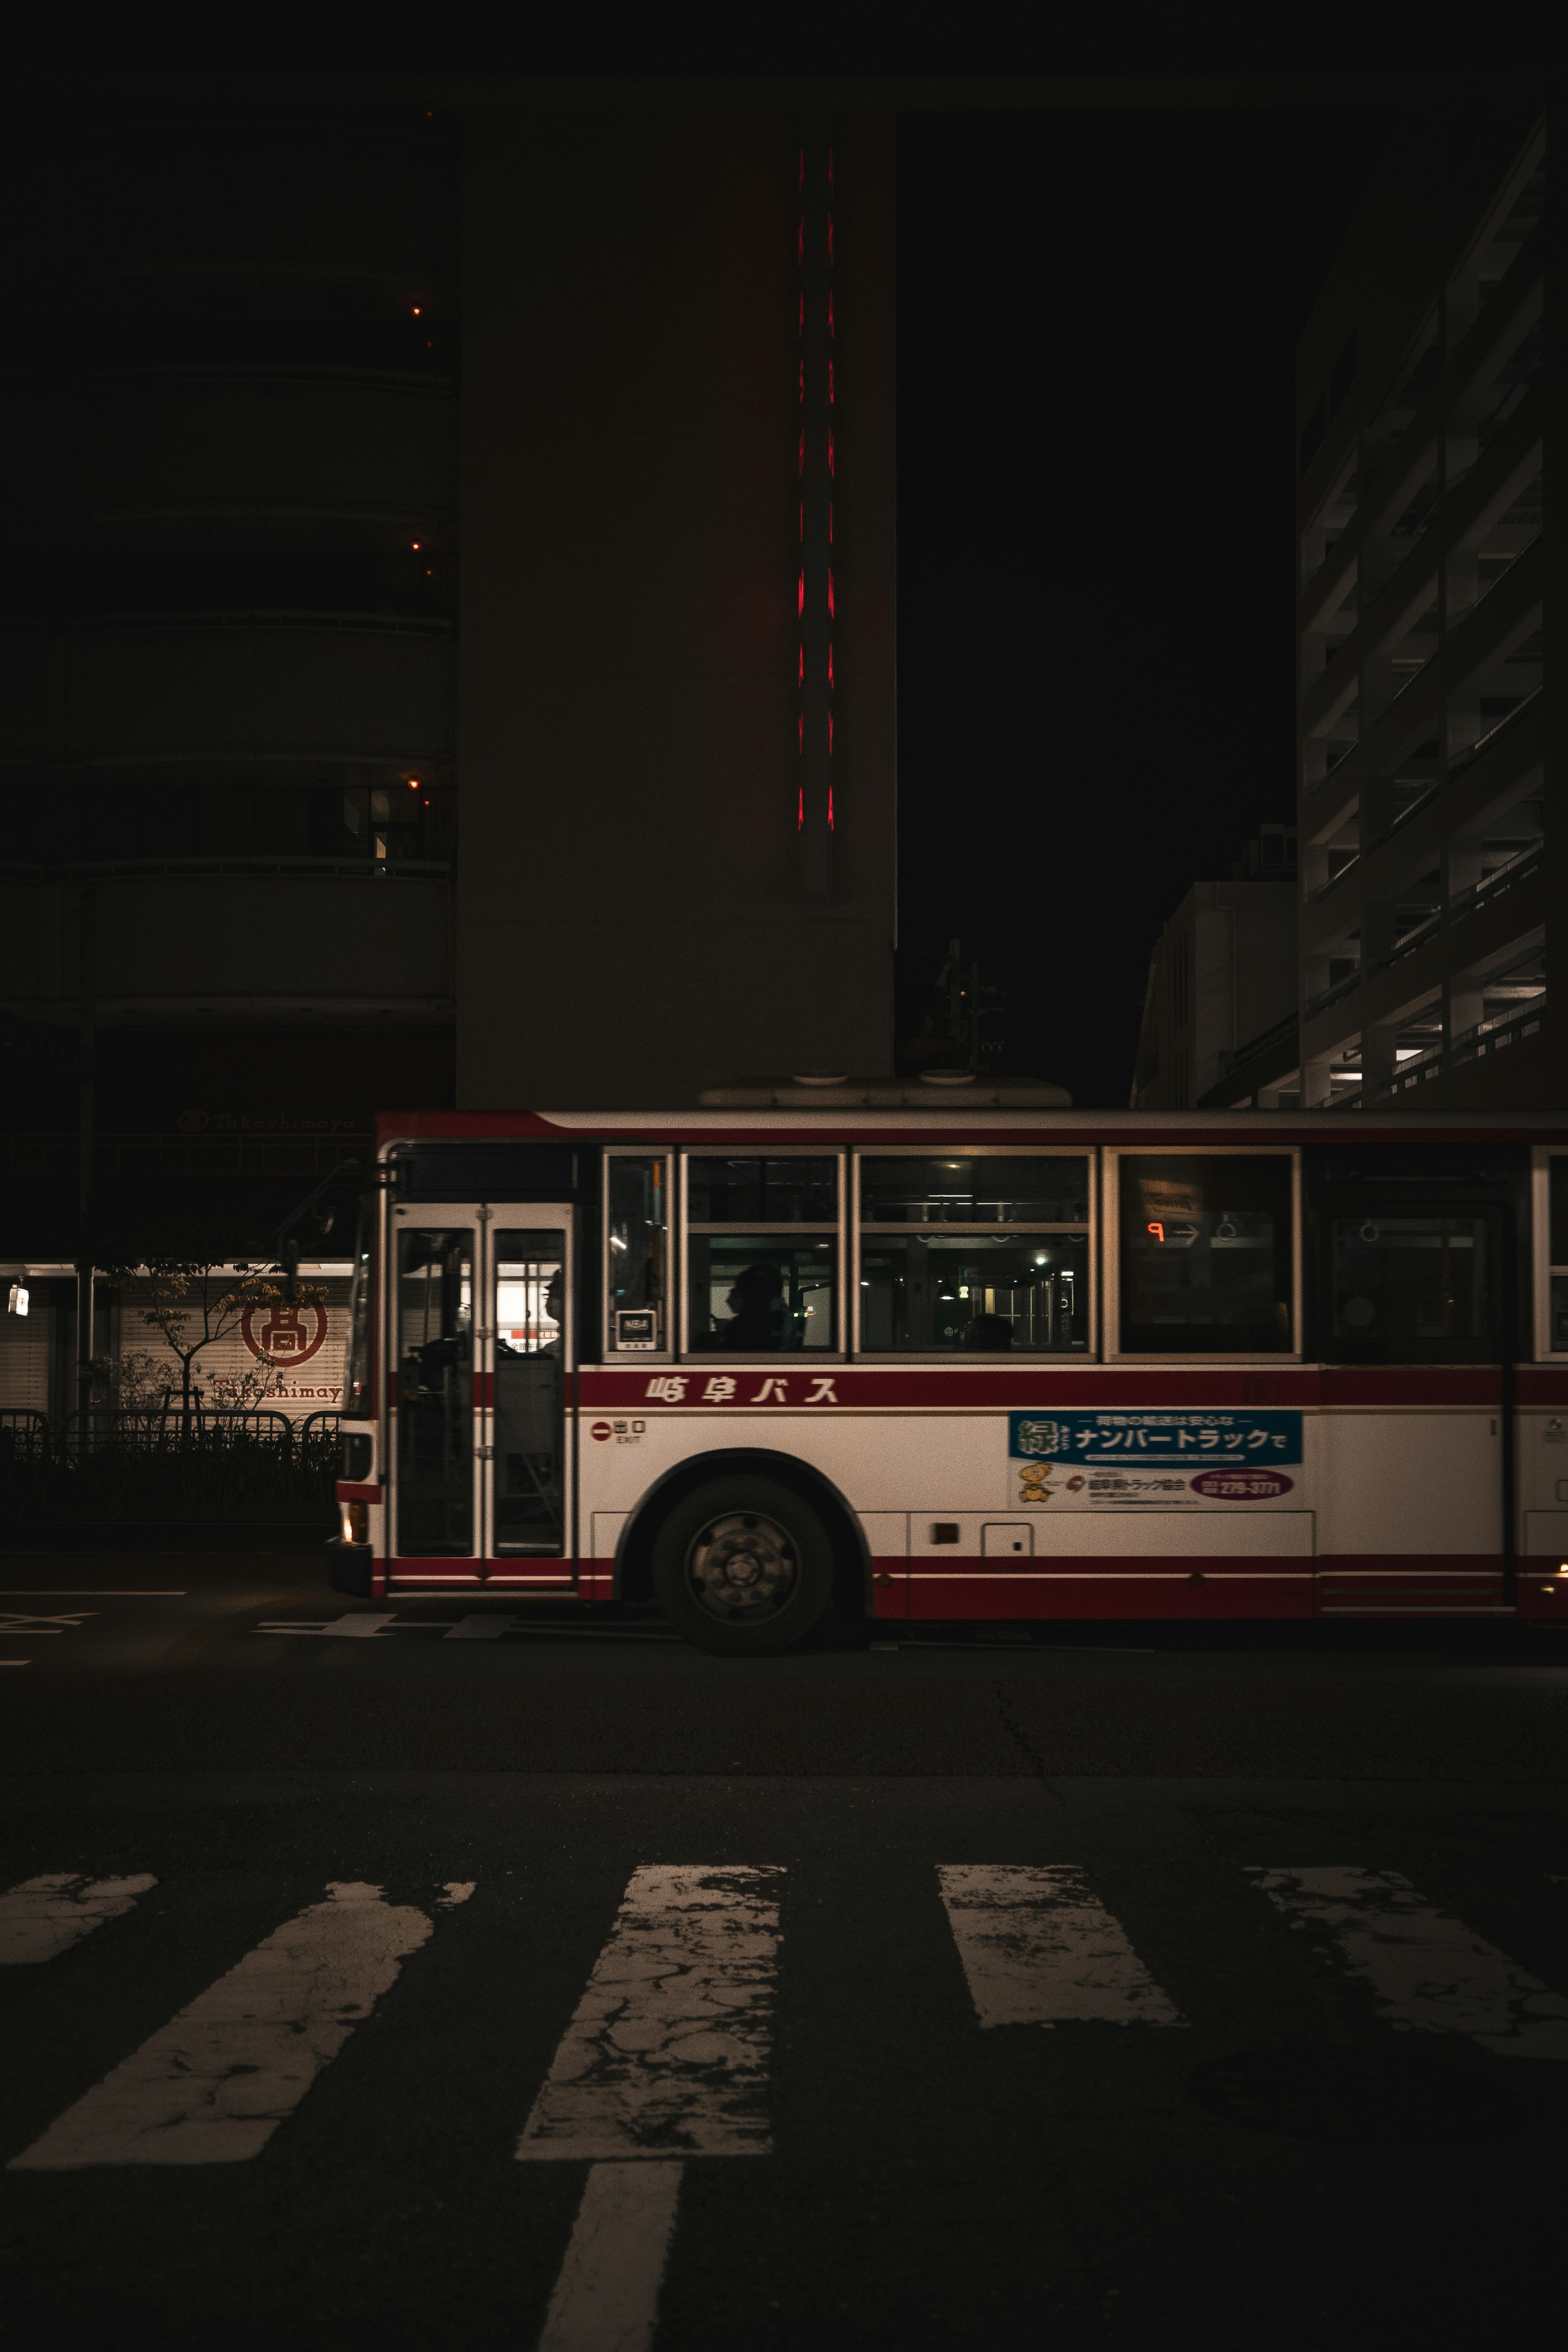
105,1260 -> 325,1422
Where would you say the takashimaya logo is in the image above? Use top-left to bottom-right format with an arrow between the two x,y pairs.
241,1302 -> 328,1369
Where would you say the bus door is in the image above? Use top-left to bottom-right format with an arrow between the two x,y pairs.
483,1214 -> 575,1579
390,1208 -> 481,1574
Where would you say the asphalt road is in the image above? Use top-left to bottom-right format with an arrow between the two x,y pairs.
3,1555 -> 1567,2349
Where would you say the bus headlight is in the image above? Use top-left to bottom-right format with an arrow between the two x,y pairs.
341,1501 -> 369,1546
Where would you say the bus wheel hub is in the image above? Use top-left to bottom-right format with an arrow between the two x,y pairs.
688,1511 -> 797,1617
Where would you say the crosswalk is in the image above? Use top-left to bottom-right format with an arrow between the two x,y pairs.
1249,1864 -> 1568,2061
4,1856 -> 1563,2349
938,1864 -> 1187,2029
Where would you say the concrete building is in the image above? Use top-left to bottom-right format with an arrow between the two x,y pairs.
0,96 -> 898,1273
1294,102 -> 1552,1111
1130,828 -> 1298,1111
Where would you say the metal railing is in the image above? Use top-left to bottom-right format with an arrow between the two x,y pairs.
1449,686 -> 1542,780
66,1407 -> 299,1454
1306,855 -> 1361,906
0,1409 -> 50,1463
1365,996 -> 1547,1102
1303,968 -> 1361,1020
1451,838 -> 1543,920
1354,837 -> 1551,992
0,1408 -> 340,1520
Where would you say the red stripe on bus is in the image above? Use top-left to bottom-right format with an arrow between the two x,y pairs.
575,1367 -> 1522,1410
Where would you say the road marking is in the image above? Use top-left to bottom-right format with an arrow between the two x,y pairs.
0,1613 -> 96,1637
1250,1866 -> 1568,2059
2,1874 -> 158,1965
517,1866 -> 783,2162
937,1865 -> 1187,2029
254,1614 -> 452,1639
537,2161 -> 683,2352
9,1880 -> 434,2168
439,1882 -> 476,1908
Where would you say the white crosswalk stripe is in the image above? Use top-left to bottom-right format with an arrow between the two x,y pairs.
9,1881 -> 434,2169
1249,1866 -> 1568,2060
937,1865 -> 1187,2028
1,1873 -> 158,1965
519,1865 -> 781,2352
517,1865 -> 784,2163
537,2160 -> 684,2352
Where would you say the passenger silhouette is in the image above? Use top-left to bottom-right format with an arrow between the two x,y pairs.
959,1312 -> 1013,1350
720,1261 -> 785,1350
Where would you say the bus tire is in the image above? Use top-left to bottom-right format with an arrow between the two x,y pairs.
650,1475 -> 833,1657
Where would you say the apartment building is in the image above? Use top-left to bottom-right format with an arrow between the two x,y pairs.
1295,104 -> 1552,1111
1130,828 -> 1298,1111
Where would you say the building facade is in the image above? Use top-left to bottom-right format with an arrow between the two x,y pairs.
1294,104 -> 1552,1111
458,109 -> 897,1109
0,105 -> 462,1267
1129,829 -> 1298,1112
0,94 -> 898,1290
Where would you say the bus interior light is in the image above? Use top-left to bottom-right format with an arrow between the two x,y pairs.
7,1283 -> 27,1317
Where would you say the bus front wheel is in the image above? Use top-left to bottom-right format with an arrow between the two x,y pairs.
650,1477 -> 833,1657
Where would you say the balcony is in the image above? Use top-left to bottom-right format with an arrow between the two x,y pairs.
1368,993 -> 1547,1103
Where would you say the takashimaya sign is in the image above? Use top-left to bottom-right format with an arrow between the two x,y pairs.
240,1301 -> 329,1370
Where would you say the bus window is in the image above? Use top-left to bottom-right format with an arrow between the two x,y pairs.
860,1236 -> 1088,1351
1114,1153 -> 1295,1357
395,1229 -> 473,1553
857,1152 -> 1091,1352
1329,1214 -> 1496,1361
683,1154 -> 840,1356
606,1155 -> 668,1355
494,1231 -> 565,1552
686,1238 -> 837,1353
1550,1157 -> 1568,1352
687,1156 -> 837,1222
858,1156 -> 1089,1224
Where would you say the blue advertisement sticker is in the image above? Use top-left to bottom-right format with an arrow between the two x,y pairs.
1009,1408 -> 1303,1467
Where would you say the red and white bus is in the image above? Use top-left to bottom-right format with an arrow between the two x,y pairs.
331,1091 -> 1568,1651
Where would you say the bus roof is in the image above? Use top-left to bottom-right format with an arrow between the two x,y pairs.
375,1105 -> 1568,1152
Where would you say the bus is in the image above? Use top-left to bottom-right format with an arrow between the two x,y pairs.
330,1089 -> 1568,1652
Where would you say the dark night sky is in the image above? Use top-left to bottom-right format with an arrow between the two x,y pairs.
894,100 -> 1405,1104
